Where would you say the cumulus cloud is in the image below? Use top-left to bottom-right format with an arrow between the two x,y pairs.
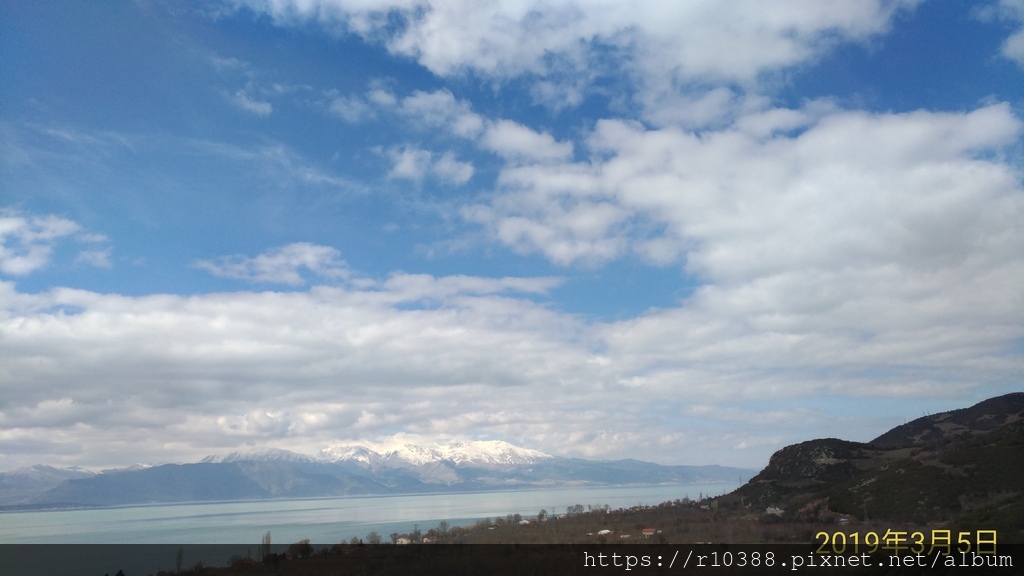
995,0 -> 1024,66
0,271 -> 605,468
386,146 -> 473,184
481,120 -> 574,163
196,243 -> 351,284
233,0 -> 917,124
398,89 -> 484,138
386,146 -> 432,182
328,94 -> 374,122
3,179 -> 1020,470
366,86 -> 397,107
457,103 -> 1024,411
0,211 -> 81,275
431,152 -> 474,185
469,104 -> 1023,273
241,0 -> 911,80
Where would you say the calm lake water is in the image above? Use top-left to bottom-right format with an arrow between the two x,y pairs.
1,483 -> 738,544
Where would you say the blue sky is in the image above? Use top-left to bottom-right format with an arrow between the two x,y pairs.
2,0 -> 1023,471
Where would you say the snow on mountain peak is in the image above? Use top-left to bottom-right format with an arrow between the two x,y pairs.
316,445 -> 382,466
198,441 -> 552,470
431,440 -> 552,466
201,448 -> 314,464
318,440 -> 552,468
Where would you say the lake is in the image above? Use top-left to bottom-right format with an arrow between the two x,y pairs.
1,482 -> 738,544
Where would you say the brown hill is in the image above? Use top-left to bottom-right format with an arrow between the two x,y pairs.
734,393 -> 1024,540
870,392 -> 1024,449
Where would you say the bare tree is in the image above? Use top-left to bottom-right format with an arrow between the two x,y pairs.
260,531 -> 272,562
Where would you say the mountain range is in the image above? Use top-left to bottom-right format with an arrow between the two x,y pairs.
0,440 -> 749,509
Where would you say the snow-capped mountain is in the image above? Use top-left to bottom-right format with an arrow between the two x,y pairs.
100,463 -> 155,474
317,445 -> 387,467
4,441 -> 751,508
0,465 -> 98,505
319,440 -> 553,470
429,440 -> 552,467
200,447 -> 316,464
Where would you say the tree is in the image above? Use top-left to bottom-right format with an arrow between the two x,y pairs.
288,539 -> 313,559
537,509 -> 547,521
366,531 -> 382,545
437,520 -> 450,536
260,531 -> 272,562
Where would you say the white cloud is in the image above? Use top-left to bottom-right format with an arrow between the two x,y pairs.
379,272 -> 563,301
481,120 -> 573,163
196,243 -> 351,284
462,103 -> 1024,405
366,87 -> 397,107
386,146 -> 432,182
234,0 -> 917,125
209,54 -> 250,71
2,215 -> 1020,470
399,89 -> 484,138
432,152 -> 474,185
996,0 -> 1024,66
328,94 -> 374,122
470,103 -> 1023,274
233,89 -> 273,116
390,90 -> 570,174
0,273 -> 604,468
1005,30 -> 1024,65
386,146 -> 473,185
0,211 -> 81,275
75,249 -> 112,269
463,200 -> 630,266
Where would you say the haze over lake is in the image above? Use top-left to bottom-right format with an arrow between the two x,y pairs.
1,483 -> 738,544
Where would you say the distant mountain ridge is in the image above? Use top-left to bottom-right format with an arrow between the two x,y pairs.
1,440 -> 748,509
198,441 -> 553,469
322,440 -> 553,468
0,465 -> 98,505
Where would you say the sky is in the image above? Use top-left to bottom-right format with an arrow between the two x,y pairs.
1,0 -> 1022,472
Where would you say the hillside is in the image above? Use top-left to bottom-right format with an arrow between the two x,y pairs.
732,392 -> 1023,535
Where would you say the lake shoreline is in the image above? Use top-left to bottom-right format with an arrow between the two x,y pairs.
0,482 -> 739,545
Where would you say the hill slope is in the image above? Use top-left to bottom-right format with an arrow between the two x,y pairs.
734,392 -> 1023,536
